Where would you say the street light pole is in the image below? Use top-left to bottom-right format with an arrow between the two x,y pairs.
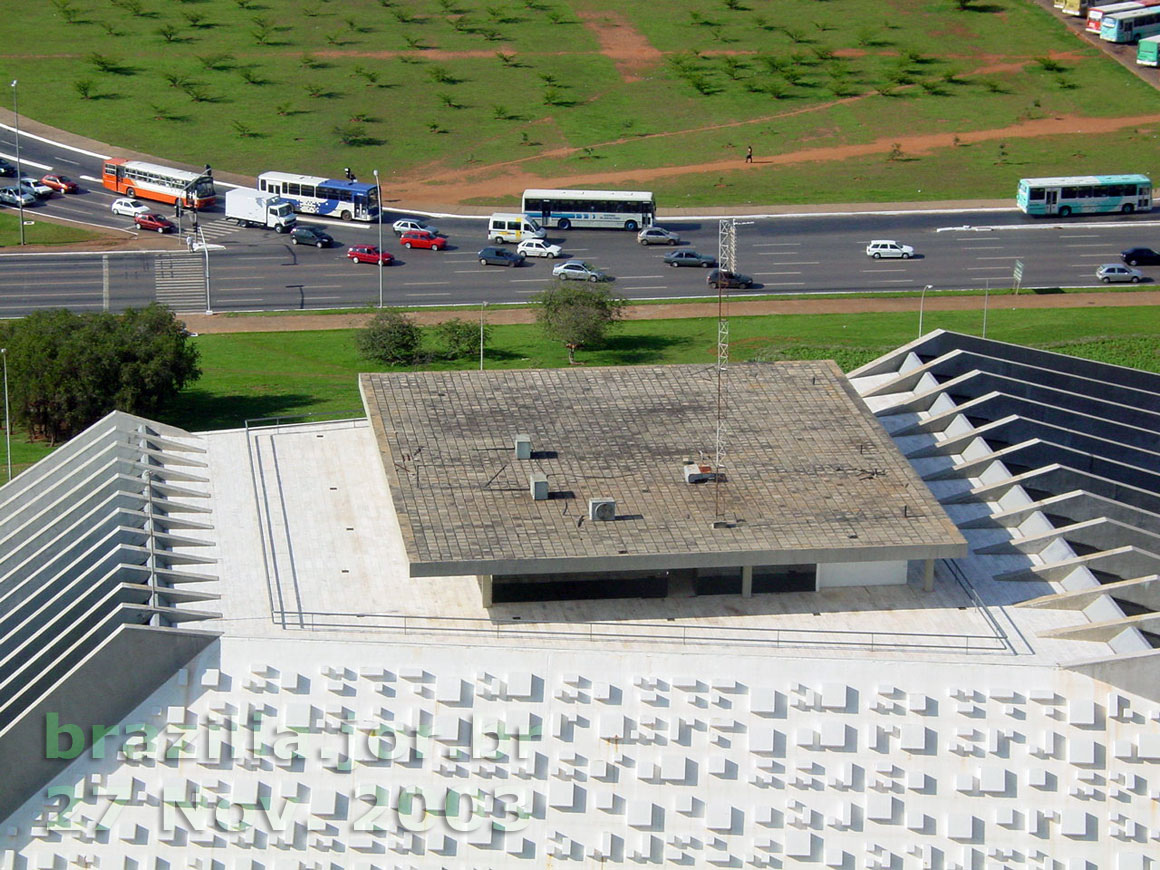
373,169 -> 383,308
10,80 -> 25,246
479,301 -> 487,371
918,284 -> 931,338
2,347 -> 11,483
200,225 -> 213,315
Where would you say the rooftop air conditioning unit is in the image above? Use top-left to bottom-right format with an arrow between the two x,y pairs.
588,498 -> 616,521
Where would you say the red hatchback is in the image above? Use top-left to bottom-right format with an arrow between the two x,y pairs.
40,174 -> 79,194
134,213 -> 176,233
347,244 -> 394,266
400,230 -> 446,250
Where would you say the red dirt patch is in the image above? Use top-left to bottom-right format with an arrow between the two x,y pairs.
575,10 -> 663,83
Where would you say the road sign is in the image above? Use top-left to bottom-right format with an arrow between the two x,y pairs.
1013,259 -> 1024,294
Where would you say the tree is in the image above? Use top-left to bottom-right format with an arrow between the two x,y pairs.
531,280 -> 627,365
0,305 -> 200,444
435,318 -> 489,359
357,309 -> 421,364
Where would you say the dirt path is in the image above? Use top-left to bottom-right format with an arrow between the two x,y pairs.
178,290 -> 1160,335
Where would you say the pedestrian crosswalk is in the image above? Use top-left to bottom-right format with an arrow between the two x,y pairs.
193,217 -> 240,241
154,253 -> 207,312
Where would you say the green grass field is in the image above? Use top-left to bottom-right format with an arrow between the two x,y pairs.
160,304 -> 1160,432
4,0 -> 1157,205
0,213 -> 104,247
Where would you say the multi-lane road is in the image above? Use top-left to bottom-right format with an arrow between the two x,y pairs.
4,123 -> 1160,316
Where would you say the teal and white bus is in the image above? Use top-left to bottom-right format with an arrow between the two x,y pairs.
1101,5 -> 1160,41
1137,32 -> 1160,62
1016,174 -> 1152,216
521,188 -> 655,231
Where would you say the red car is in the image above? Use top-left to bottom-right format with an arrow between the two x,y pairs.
40,174 -> 79,194
347,244 -> 394,266
134,212 -> 176,233
400,230 -> 446,250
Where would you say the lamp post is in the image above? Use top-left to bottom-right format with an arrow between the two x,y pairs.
2,347 -> 10,483
10,80 -> 25,246
199,224 -> 213,315
373,169 -> 383,308
918,284 -> 932,338
479,301 -> 487,371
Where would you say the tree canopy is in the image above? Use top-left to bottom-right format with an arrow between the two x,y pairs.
0,304 -> 201,444
531,280 -> 627,364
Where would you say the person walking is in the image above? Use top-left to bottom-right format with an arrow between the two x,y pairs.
745,145 -> 753,164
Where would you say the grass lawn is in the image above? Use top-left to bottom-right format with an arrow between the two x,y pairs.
5,0 -> 1157,205
161,304 -> 1160,432
0,213 -> 104,247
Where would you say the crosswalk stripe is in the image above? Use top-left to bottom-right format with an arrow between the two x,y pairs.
153,253 -> 207,312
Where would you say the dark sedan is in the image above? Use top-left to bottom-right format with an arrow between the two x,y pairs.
664,250 -> 717,268
1121,247 -> 1160,267
707,269 -> 754,290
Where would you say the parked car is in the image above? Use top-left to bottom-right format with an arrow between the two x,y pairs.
40,174 -> 79,194
19,176 -> 53,199
517,238 -> 563,259
0,158 -> 15,178
392,218 -> 439,236
1120,247 -> 1160,267
134,212 -> 176,233
111,198 -> 150,217
637,226 -> 681,246
478,246 -> 525,267
347,244 -> 393,266
663,250 -> 717,268
1096,263 -> 1143,284
866,239 -> 915,259
552,259 -> 608,282
290,226 -> 334,247
0,186 -> 35,207
706,269 -> 754,290
400,230 -> 447,250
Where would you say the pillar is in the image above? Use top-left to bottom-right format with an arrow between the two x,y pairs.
741,565 -> 753,598
478,574 -> 494,607
922,558 -> 935,593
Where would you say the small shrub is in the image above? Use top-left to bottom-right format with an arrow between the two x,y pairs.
436,318 -> 489,359
73,79 -> 96,100
358,309 -> 421,364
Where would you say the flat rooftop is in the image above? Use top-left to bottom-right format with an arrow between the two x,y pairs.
360,362 -> 965,576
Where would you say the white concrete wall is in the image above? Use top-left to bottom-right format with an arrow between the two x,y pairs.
817,559 -> 907,588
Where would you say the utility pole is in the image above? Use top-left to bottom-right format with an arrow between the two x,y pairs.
10,80 -> 25,246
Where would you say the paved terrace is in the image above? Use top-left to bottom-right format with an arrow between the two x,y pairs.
199,418 -> 1102,666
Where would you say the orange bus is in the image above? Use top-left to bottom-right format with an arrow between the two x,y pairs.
101,159 -> 216,208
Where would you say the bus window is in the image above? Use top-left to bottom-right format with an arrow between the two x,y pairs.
285,183 -> 300,196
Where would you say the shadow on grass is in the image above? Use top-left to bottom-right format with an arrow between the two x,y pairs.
161,391 -> 321,432
1032,287 -> 1065,294
594,332 -> 694,364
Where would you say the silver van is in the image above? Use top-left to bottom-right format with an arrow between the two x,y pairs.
488,213 -> 546,243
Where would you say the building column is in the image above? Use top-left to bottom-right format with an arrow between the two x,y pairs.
922,558 -> 935,593
741,565 -> 753,598
478,574 -> 493,607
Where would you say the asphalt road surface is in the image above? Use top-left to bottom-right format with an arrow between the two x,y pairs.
4,123 -> 1160,316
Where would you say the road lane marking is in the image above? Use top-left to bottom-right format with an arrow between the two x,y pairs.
758,260 -> 819,265
758,281 -> 806,287
861,268 -> 907,273
402,281 -> 452,286
754,271 -> 803,276
620,286 -> 667,291
1065,243 -> 1114,248
975,255 -> 1024,260
752,242 -> 800,247
966,266 -> 1009,271
1060,234 -> 1099,238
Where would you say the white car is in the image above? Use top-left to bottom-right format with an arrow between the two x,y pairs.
392,218 -> 438,236
0,186 -> 35,207
19,176 -> 53,198
866,239 -> 915,259
637,226 -> 680,246
111,198 -> 151,217
552,259 -> 607,282
517,238 -> 563,258
1096,263 -> 1143,284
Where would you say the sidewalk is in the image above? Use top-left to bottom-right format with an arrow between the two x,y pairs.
178,289 -> 1160,334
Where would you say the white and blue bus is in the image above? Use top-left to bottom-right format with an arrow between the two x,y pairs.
256,171 -> 379,221
1101,5 -> 1160,40
1016,174 -> 1152,216
521,188 -> 655,231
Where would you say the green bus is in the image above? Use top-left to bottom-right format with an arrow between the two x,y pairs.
1016,174 -> 1152,216
1137,33 -> 1160,63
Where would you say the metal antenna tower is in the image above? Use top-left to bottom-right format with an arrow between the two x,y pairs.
713,219 -> 737,519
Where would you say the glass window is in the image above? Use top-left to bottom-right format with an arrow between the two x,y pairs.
1028,188 -> 1045,201
285,183 -> 300,196
301,184 -> 315,198
1062,187 -> 1077,198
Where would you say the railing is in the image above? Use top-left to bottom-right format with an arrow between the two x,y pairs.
270,608 -> 1010,655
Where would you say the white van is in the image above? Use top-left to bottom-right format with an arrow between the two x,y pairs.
488,213 -> 546,243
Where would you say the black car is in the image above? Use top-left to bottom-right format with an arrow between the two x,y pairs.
664,250 -> 717,268
0,158 -> 15,178
707,269 -> 754,290
290,226 -> 334,248
1120,247 -> 1160,267
477,246 -> 525,267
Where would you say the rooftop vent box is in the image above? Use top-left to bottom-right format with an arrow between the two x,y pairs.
684,463 -> 716,484
530,473 -> 548,501
588,498 -> 616,521
514,434 -> 532,460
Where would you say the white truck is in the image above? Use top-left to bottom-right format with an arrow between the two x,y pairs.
225,188 -> 296,233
